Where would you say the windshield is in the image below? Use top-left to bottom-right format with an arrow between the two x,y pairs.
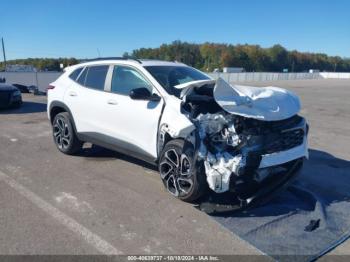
145,66 -> 210,97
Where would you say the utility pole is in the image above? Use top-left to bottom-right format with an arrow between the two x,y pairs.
1,37 -> 6,71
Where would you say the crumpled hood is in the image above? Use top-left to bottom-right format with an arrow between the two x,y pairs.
213,78 -> 301,121
174,79 -> 216,98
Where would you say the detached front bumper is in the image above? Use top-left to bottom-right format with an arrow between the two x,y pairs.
240,157 -> 304,207
260,137 -> 308,168
238,117 -> 308,208
259,118 -> 309,169
198,157 -> 304,214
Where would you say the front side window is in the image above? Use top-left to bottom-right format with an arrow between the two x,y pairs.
145,66 -> 210,97
111,66 -> 152,95
84,65 -> 109,90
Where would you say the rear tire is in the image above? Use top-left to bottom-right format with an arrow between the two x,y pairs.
159,139 -> 207,202
52,112 -> 82,155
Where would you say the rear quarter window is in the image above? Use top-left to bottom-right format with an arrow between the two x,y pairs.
77,67 -> 88,86
69,67 -> 83,81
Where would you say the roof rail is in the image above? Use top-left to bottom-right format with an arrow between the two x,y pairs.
82,57 -> 142,64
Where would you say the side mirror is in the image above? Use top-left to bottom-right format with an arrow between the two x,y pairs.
129,87 -> 161,101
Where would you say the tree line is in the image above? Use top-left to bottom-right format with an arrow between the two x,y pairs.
126,41 -> 350,72
1,41 -> 349,72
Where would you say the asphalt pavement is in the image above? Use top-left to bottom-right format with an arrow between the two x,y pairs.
0,79 -> 349,260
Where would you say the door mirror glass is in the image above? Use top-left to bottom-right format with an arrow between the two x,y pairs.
129,87 -> 160,101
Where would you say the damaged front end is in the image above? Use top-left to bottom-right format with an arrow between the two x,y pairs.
178,78 -> 308,208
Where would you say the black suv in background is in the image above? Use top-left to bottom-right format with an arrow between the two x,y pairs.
0,84 -> 22,109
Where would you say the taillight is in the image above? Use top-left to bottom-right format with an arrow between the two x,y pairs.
47,85 -> 55,90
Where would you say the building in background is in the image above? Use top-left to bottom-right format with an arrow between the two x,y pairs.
223,67 -> 245,73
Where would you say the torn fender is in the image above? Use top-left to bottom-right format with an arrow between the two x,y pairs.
158,96 -> 196,154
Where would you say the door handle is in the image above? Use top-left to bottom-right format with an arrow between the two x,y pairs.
69,91 -> 77,97
107,99 -> 118,105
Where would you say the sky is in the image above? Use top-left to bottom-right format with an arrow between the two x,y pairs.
1,0 -> 349,60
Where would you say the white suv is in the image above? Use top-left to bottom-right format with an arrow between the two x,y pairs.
47,58 -> 308,205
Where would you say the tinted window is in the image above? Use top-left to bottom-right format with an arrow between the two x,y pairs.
111,66 -> 152,95
69,67 -> 83,81
77,67 -> 88,86
145,66 -> 210,97
84,65 -> 109,90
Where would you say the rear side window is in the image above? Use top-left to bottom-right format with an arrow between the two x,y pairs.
81,65 -> 109,90
69,67 -> 83,81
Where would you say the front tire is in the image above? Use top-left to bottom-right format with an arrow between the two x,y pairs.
52,112 -> 82,155
158,139 -> 207,202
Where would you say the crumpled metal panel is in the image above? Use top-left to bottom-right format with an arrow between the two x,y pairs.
213,78 -> 301,121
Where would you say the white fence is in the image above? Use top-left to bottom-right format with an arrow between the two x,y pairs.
208,72 -> 350,84
0,72 -> 61,92
207,72 -> 320,83
320,72 -> 350,79
0,71 -> 349,92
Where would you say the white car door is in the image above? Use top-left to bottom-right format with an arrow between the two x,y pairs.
101,65 -> 164,159
64,65 -> 110,134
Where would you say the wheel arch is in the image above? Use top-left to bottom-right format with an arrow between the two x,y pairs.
49,101 -> 78,134
157,121 -> 196,158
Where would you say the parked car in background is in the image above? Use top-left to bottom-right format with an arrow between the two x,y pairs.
12,83 -> 31,93
0,84 -> 22,109
47,58 -> 308,206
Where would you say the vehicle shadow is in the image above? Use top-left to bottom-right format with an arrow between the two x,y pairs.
205,149 -> 350,218
74,144 -> 350,218
0,101 -> 47,114
79,144 -> 157,171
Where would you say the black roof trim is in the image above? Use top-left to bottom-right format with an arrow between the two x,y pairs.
82,57 -> 142,64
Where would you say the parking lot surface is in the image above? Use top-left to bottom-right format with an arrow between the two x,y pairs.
0,79 -> 349,258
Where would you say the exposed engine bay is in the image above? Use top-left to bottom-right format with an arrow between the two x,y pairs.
179,79 -> 308,195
